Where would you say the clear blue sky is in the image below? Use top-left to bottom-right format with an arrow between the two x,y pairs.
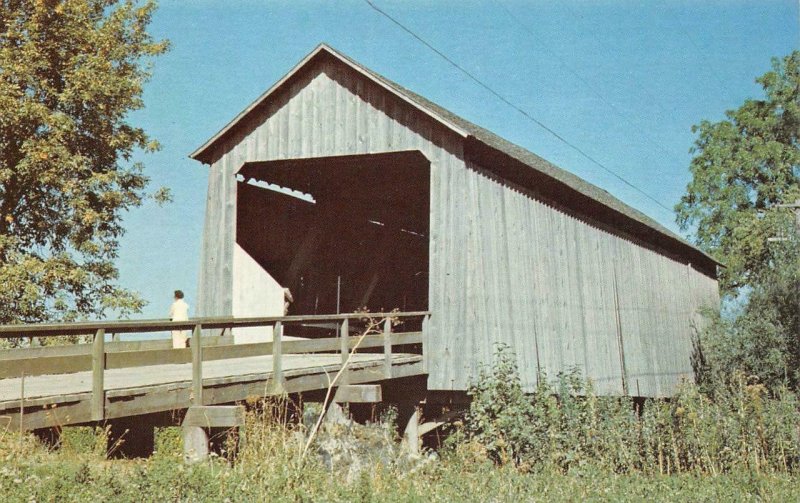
117,0 -> 798,319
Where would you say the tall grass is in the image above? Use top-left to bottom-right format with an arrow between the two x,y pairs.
457,345 -> 800,475
1,414 -> 799,502
2,347 -> 800,501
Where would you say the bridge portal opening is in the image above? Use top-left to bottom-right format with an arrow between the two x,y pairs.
235,151 -> 430,329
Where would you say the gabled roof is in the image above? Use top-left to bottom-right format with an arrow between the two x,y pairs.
190,43 -> 719,269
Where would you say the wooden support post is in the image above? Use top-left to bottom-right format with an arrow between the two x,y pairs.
91,328 -> 105,421
191,324 -> 203,405
271,321 -> 284,393
339,318 -> 349,386
182,406 -> 245,463
402,405 -> 421,455
18,372 -> 24,434
383,317 -> 392,379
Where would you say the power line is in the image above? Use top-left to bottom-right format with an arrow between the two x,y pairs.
493,0 -> 688,168
363,0 -> 674,214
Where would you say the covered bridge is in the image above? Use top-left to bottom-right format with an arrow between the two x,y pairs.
190,44 -> 719,399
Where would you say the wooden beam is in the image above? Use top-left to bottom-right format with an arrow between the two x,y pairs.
383,318 -> 392,379
422,314 -> 430,374
271,321 -> 284,393
0,335 -> 233,362
0,332 -> 423,380
340,318 -> 349,386
0,355 -> 91,379
417,409 -> 464,436
0,311 -> 431,338
1,358 -> 425,430
182,405 -> 245,428
191,324 -> 203,405
333,384 -> 382,403
91,329 -> 105,421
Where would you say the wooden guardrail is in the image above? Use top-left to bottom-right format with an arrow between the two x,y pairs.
0,312 -> 430,422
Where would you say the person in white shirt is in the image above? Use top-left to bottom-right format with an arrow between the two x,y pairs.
169,290 -> 190,349
283,288 -> 294,316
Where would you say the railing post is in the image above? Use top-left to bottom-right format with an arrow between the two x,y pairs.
422,314 -> 430,374
271,321 -> 284,393
383,317 -> 392,379
91,328 -> 105,421
340,318 -> 349,385
192,324 -> 203,405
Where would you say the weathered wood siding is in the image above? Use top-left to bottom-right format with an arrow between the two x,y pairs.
197,56 -> 719,396
197,57 -> 464,321
427,160 -> 719,396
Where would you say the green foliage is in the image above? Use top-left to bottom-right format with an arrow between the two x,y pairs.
676,50 -> 800,294
460,344 -> 537,465
693,246 -> 800,392
459,346 -> 800,476
677,50 -> 800,395
459,346 -> 642,472
3,402 -> 800,502
0,0 -> 169,324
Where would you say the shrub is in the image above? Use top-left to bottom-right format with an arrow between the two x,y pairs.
459,345 -> 800,475
461,344 -> 537,465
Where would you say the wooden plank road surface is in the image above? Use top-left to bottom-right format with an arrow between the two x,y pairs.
0,352 -> 423,431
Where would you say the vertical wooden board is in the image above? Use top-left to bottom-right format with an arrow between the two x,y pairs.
475,171 -> 494,358
506,188 -> 537,387
196,161 -> 216,317
427,153 -> 445,383
462,166 -> 486,387
552,206 -> 575,379
530,201 -> 556,381
223,150 -> 236,316
255,103 -> 268,160
245,118 -> 257,163
566,215 -> 589,381
305,76 -> 316,156
523,195 -> 543,383
443,156 -> 469,388
614,241 -> 652,397
577,224 -> 622,395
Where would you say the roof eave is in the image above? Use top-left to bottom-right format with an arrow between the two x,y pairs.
464,137 -> 723,270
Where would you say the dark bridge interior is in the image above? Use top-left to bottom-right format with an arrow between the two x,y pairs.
236,151 -> 430,319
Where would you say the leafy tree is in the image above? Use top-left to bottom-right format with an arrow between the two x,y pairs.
0,0 -> 168,324
676,51 -> 800,294
696,252 -> 800,391
679,51 -> 800,390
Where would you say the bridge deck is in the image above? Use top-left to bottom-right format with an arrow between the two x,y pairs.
0,352 -> 424,430
0,312 -> 429,432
